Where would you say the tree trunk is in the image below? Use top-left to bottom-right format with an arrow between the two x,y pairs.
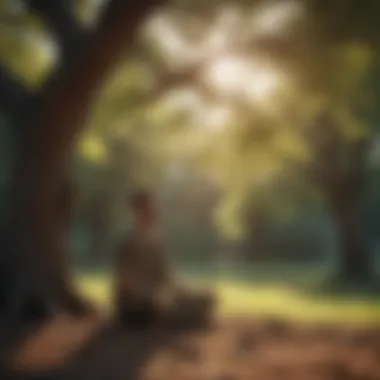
328,191 -> 372,282
245,212 -> 269,262
4,1 -> 166,322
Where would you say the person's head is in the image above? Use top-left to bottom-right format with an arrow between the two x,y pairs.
130,190 -> 158,230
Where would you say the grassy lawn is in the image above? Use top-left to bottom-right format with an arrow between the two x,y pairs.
75,264 -> 380,326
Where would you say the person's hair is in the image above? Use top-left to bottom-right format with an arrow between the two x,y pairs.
130,190 -> 154,211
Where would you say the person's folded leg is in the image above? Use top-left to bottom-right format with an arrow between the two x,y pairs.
115,286 -> 216,330
162,288 -> 216,329
117,295 -> 158,328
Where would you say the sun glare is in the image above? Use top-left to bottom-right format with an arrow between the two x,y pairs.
204,56 -> 283,104
194,104 -> 232,131
252,1 -> 303,36
147,15 -> 202,69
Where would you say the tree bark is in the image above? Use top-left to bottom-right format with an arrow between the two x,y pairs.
328,191 -> 372,282
246,224 -> 268,262
5,0 -> 167,322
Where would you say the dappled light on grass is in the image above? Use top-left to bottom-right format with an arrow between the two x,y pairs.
217,284 -> 380,325
76,272 -> 380,326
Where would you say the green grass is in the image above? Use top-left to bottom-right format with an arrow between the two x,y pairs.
75,264 -> 380,326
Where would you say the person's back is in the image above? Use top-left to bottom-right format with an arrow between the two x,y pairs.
116,234 -> 168,287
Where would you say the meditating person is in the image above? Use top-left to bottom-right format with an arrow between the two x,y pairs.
113,189 -> 215,328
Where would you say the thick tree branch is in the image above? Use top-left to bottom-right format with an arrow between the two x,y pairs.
0,1 -> 88,139
0,1 -> 87,135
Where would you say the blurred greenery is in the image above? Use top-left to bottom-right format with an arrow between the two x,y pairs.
1,0 -> 380,308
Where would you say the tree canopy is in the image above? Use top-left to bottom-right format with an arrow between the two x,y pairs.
1,0 -> 380,271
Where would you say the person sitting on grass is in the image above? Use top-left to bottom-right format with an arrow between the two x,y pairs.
113,189 -> 216,329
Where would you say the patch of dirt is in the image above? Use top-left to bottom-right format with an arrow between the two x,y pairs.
4,317 -> 380,380
9,314 -> 106,373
